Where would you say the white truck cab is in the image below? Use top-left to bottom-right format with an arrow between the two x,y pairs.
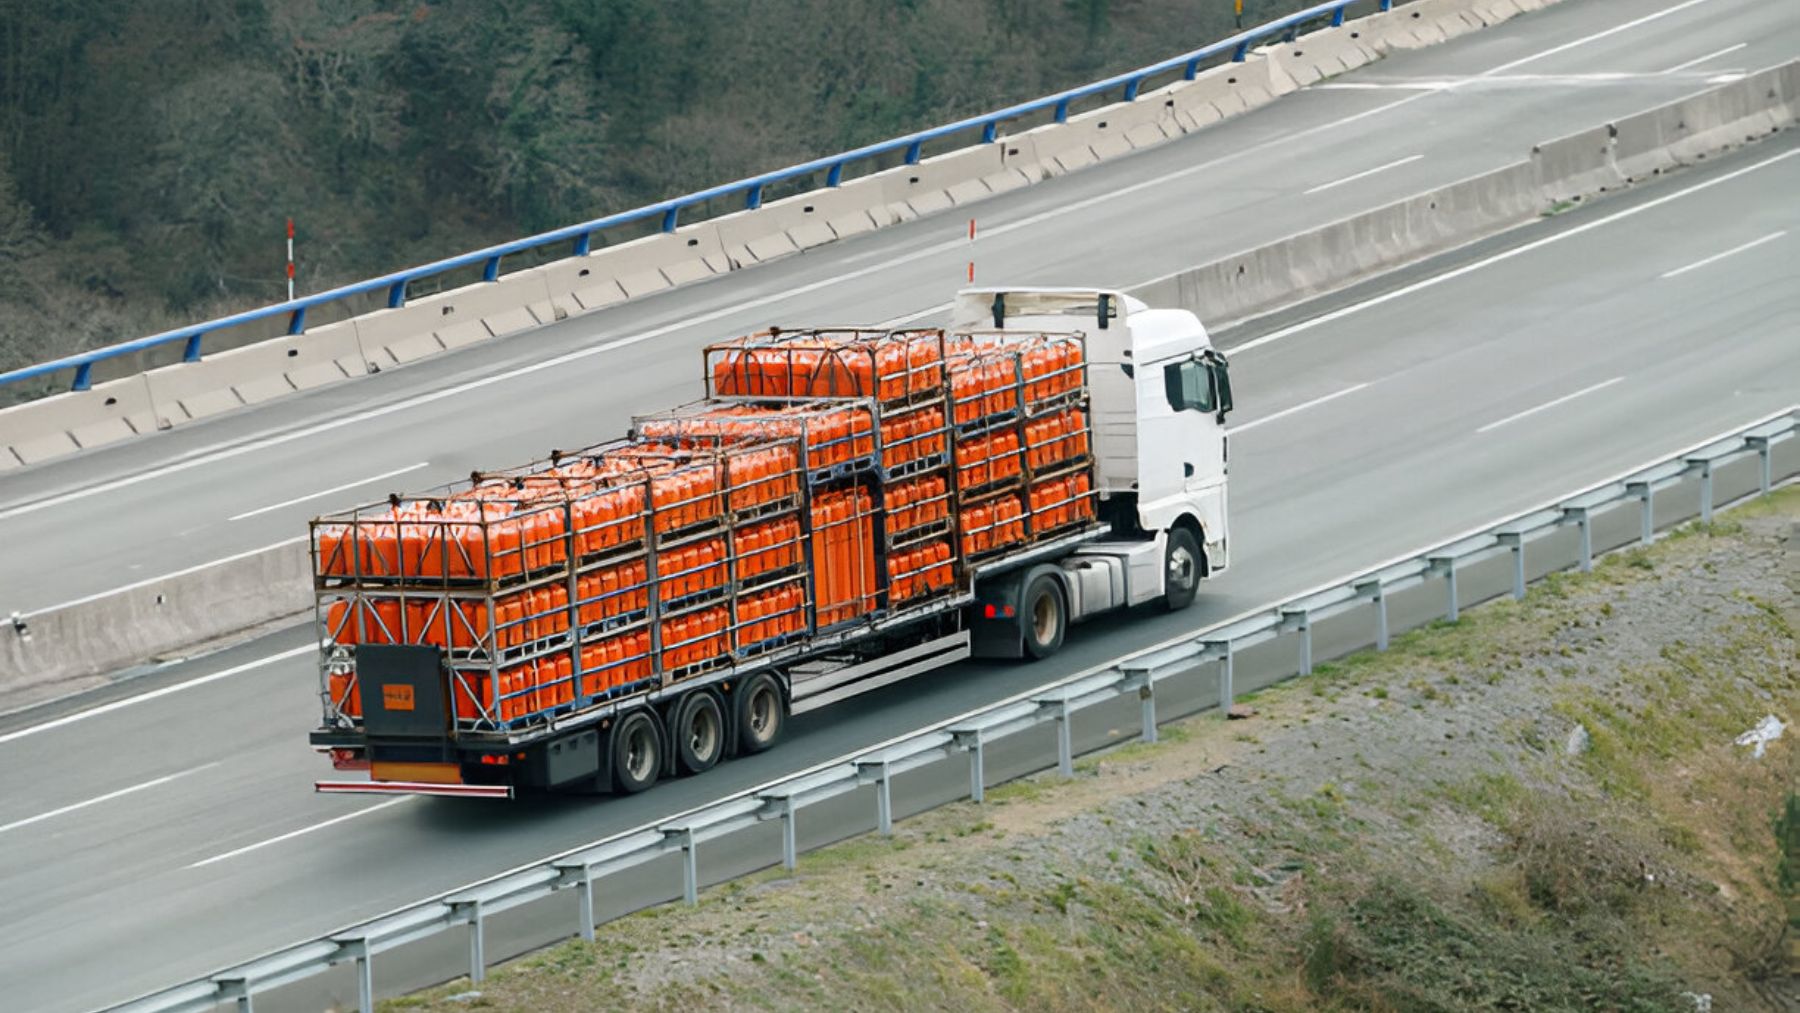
952,287 -> 1232,631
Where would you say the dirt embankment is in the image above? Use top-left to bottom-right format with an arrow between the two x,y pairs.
395,490 -> 1800,1013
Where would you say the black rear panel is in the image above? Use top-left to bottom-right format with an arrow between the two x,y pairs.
356,645 -> 451,740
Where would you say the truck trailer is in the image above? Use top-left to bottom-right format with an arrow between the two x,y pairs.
308,288 -> 1233,798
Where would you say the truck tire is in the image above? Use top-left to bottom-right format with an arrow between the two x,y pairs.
611,710 -> 664,794
735,672 -> 785,755
1164,527 -> 1202,611
1021,573 -> 1066,660
674,690 -> 726,776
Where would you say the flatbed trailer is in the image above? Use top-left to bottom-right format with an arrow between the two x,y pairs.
309,288 -> 1232,798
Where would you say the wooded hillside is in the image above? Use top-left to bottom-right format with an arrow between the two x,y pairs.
0,0 -> 1308,388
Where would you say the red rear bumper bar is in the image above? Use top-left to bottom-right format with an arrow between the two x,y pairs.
316,780 -> 514,799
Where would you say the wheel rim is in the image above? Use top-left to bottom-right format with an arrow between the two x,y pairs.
623,721 -> 655,781
748,685 -> 777,742
688,704 -> 720,760
1032,590 -> 1058,644
1168,544 -> 1196,591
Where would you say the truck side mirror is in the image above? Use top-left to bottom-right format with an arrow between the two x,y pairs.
1204,352 -> 1233,423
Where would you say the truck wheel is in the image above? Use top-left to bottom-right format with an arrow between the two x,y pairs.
674,691 -> 726,776
1164,528 -> 1202,611
611,710 -> 663,794
735,672 -> 785,755
1021,573 -> 1066,660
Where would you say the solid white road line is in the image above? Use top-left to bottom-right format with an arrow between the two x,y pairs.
229,461 -> 428,521
1476,376 -> 1625,434
1303,155 -> 1423,196
0,645 -> 314,747
186,797 -> 415,869
0,763 -> 219,836
1482,0 -> 1717,76
1227,383 -> 1370,435
23,536 -> 307,617
1661,42 -> 1746,74
0,1 -> 1706,525
1659,230 -> 1785,279
1226,147 -> 1800,354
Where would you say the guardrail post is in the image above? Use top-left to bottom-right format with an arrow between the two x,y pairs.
577,867 -> 597,942
1054,701 -> 1075,777
1626,480 -> 1654,545
1695,460 -> 1715,525
482,254 -> 502,283
1428,556 -> 1460,623
1747,436 -> 1774,494
71,362 -> 93,391
953,730 -> 986,802
1282,608 -> 1312,676
1567,506 -> 1593,572
574,231 -> 593,256
339,940 -> 374,1013
1232,41 -> 1250,62
859,759 -> 894,835
904,141 -> 923,165
182,334 -> 204,363
781,797 -> 799,870
1138,678 -> 1158,743
216,977 -> 251,1012
1211,642 -> 1235,713
981,121 -> 999,143
386,280 -> 407,309
661,207 -> 681,234
1355,578 -> 1389,651
1496,533 -> 1527,600
826,162 -> 844,187
745,185 -> 764,211
451,899 -> 485,983
1331,4 -> 1347,27
1183,58 -> 1201,80
287,306 -> 307,335
1053,99 -> 1070,123
1124,75 -> 1143,101
680,829 -> 698,904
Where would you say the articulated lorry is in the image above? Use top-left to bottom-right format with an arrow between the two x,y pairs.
308,288 -> 1233,798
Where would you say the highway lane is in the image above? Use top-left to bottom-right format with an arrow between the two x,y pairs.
1,121 -> 1795,1012
2,0 -> 1795,614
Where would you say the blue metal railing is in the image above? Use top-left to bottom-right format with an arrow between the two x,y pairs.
0,0 -> 1391,397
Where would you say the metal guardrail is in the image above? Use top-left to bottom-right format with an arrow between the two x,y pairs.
110,405 -> 1798,1013
1,0 -> 1396,396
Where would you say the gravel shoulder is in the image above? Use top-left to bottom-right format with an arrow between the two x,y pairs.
394,488 -> 1800,1013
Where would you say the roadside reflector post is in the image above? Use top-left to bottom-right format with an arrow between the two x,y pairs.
1281,607 -> 1312,676
952,728 -> 986,802
450,898 -> 485,983
1495,532 -> 1527,600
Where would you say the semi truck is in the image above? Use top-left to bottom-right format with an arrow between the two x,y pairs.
308,287 -> 1233,798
